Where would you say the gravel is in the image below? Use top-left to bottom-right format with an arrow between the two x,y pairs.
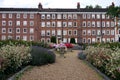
20,50 -> 102,80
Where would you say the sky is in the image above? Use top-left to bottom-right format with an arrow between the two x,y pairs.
0,0 -> 120,8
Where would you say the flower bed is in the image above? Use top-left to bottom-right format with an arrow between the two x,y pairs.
84,46 -> 120,80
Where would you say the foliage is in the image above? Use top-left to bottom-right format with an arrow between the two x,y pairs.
95,5 -> 102,9
30,46 -> 56,66
0,45 -> 31,79
51,36 -> 56,43
84,46 -> 120,80
78,52 -> 86,60
0,40 -> 49,48
85,5 -> 93,9
70,38 -> 76,44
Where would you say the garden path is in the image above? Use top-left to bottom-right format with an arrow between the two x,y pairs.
20,50 -> 103,80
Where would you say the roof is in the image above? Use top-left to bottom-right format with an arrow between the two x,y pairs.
0,7 -> 108,12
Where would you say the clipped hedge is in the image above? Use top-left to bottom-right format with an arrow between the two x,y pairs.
30,46 -> 56,66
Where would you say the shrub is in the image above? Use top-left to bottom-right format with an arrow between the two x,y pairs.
0,45 -> 31,74
78,52 -> 86,60
84,46 -> 120,80
30,46 -> 56,66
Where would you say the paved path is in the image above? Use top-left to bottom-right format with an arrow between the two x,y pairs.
20,50 -> 102,80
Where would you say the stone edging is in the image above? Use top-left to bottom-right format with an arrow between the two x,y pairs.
7,66 -> 31,80
84,60 -> 111,80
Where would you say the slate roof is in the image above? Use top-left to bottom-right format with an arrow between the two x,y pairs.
0,7 -> 108,12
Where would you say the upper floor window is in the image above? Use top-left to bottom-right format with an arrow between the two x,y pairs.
46,22 -> 50,27
73,30 -> 77,35
47,14 -> 50,19
41,22 -> 45,27
87,30 -> 91,35
106,30 -> 110,35
68,14 -> 72,19
63,22 -> 67,27
68,30 -> 72,35
46,30 -> 50,36
92,21 -> 95,27
73,22 -> 77,27
92,14 -> 95,19
92,30 -> 96,35
30,28 -> 34,33
106,21 -> 110,27
97,21 -> 100,27
83,14 -> 86,19
102,21 -> 105,27
2,28 -> 6,33
30,21 -> 34,26
2,14 -> 6,18
1,35 -> 6,40
16,28 -> 20,33
52,14 -> 55,19
97,14 -> 100,19
52,22 -> 55,27
30,14 -> 34,19
63,30 -> 67,35
87,21 -> 91,27
83,21 -> 86,27
68,22 -> 72,27
57,21 -> 61,27
111,21 -> 114,27
23,13 -> 27,19
16,21 -> 20,26
63,14 -> 67,19
9,14 -> 12,18
57,14 -> 61,19
41,30 -> 45,36
8,28 -> 12,33
111,30 -> 114,35
41,14 -> 45,19
87,14 -> 91,19
30,35 -> 34,41
8,21 -> 12,26
52,30 -> 55,36
73,14 -> 77,19
82,30 -> 86,35
102,14 -> 105,19
16,14 -> 20,18
23,28 -> 27,33
23,21 -> 27,26
2,21 -> 6,26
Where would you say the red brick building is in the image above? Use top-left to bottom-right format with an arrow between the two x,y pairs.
0,2 -> 120,43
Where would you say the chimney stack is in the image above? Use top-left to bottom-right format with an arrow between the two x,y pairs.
112,2 -> 115,7
38,3 -> 43,10
77,2 -> 80,9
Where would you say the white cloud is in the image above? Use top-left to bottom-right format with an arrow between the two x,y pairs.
0,0 -> 119,8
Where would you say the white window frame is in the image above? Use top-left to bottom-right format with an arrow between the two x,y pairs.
92,30 -> 96,35
9,14 -> 12,18
52,22 -> 55,27
16,35 -> 20,40
68,22 -> 72,27
82,30 -> 86,35
1,35 -> 6,40
2,28 -> 6,33
52,30 -> 55,36
63,22 -> 67,27
8,21 -> 12,26
41,14 -> 45,19
23,36 -> 27,41
16,28 -> 20,33
30,35 -> 34,41
2,14 -> 6,18
87,21 -> 91,27
63,14 -> 67,19
16,21 -> 20,26
23,21 -> 27,26
8,28 -> 12,33
111,30 -> 114,35
47,14 -> 50,19
16,13 -> 20,18
92,21 -> 95,27
41,30 -> 45,36
23,28 -> 27,33
57,21 -> 61,27
68,30 -> 72,35
73,22 -> 77,27
46,30 -> 50,36
30,14 -> 34,19
47,22 -> 50,27
52,14 -> 55,19
57,14 -> 61,19
73,14 -> 77,19
97,21 -> 100,27
106,21 -> 110,27
41,22 -> 45,27
63,30 -> 67,35
2,21 -> 6,26
57,30 -> 61,35
83,21 -> 86,27
30,21 -> 34,26
23,13 -> 27,19
68,14 -> 72,19
30,28 -> 34,34
83,14 -> 86,19
73,30 -> 77,35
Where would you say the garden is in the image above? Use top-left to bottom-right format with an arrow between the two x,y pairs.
78,42 -> 120,80
0,40 -> 56,80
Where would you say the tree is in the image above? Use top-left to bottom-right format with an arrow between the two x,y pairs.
85,5 -> 93,9
106,2 -> 120,18
50,36 -> 56,43
95,5 -> 102,9
70,38 -> 76,44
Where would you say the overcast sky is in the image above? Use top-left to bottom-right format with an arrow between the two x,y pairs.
0,0 -> 119,8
